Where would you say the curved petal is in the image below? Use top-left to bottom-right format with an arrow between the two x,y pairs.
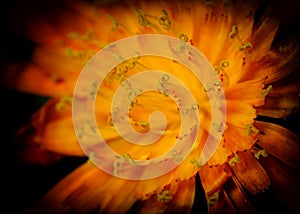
223,176 -> 258,213
254,120 -> 300,170
208,189 -> 237,214
20,98 -> 85,156
230,151 -> 270,194
257,95 -> 300,118
28,162 -> 138,213
133,178 -> 196,214
199,164 -> 232,197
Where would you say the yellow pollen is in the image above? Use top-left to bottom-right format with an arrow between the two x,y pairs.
178,33 -> 189,42
202,0 -> 215,7
254,149 -> 268,159
238,42 -> 253,52
190,157 -> 201,169
136,9 -> 152,27
107,115 -> 114,126
261,85 -> 273,97
279,45 -> 288,53
108,14 -> 119,31
158,9 -> 171,30
245,124 -> 259,136
157,190 -> 172,203
208,192 -> 219,206
229,154 -> 240,166
55,96 -> 72,111
214,60 -> 230,86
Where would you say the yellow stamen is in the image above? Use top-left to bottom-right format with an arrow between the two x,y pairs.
136,9 -> 152,27
137,121 -> 150,129
158,9 -> 171,30
279,45 -> 288,53
202,0 -> 215,7
108,14 -> 119,31
238,42 -> 253,52
245,124 -> 259,135
107,115 -> 114,126
261,85 -> 273,97
55,96 -> 72,111
178,33 -> 189,42
254,149 -> 268,159
208,192 -> 219,206
229,25 -> 238,40
157,190 -> 172,203
121,153 -> 136,165
190,157 -> 201,169
229,154 -> 240,166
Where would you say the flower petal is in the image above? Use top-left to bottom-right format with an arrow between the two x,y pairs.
20,98 -> 84,156
254,120 -> 300,170
208,189 -> 237,214
223,176 -> 258,213
165,178 -> 195,213
199,164 -> 232,197
257,94 -> 300,118
28,162 -> 138,213
230,151 -> 270,194
134,178 -> 196,214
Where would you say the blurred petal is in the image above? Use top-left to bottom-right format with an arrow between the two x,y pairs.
208,189 -> 237,214
20,98 -> 84,156
255,120 -> 300,170
257,94 -> 300,118
200,164 -> 232,197
134,178 -> 196,214
29,162 -> 138,213
231,151 -> 270,194
223,176 -> 258,213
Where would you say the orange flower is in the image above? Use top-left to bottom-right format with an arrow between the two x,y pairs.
2,0 -> 300,213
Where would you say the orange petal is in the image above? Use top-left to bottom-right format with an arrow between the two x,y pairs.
208,189 -> 237,214
165,178 -> 195,213
135,178 -> 196,213
2,63 -> 75,96
223,176 -> 258,213
226,100 -> 257,128
257,95 -> 300,118
224,125 -> 257,153
241,42 -> 300,85
225,80 -> 265,107
199,164 -> 232,197
29,162 -> 138,213
230,151 -> 270,194
21,98 -> 84,156
254,120 -> 300,170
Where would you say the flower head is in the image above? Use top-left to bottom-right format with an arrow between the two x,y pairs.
2,0 -> 300,213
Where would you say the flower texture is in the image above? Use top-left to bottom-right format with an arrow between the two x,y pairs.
2,0 -> 300,213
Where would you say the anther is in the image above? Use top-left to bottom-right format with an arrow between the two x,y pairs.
254,149 -> 268,159
178,33 -> 188,42
190,158 -> 201,169
261,85 -> 272,97
279,45 -> 288,53
202,0 -> 215,7
208,192 -> 219,206
159,9 -> 171,30
229,154 -> 240,166
157,190 -> 172,203
108,14 -> 119,31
